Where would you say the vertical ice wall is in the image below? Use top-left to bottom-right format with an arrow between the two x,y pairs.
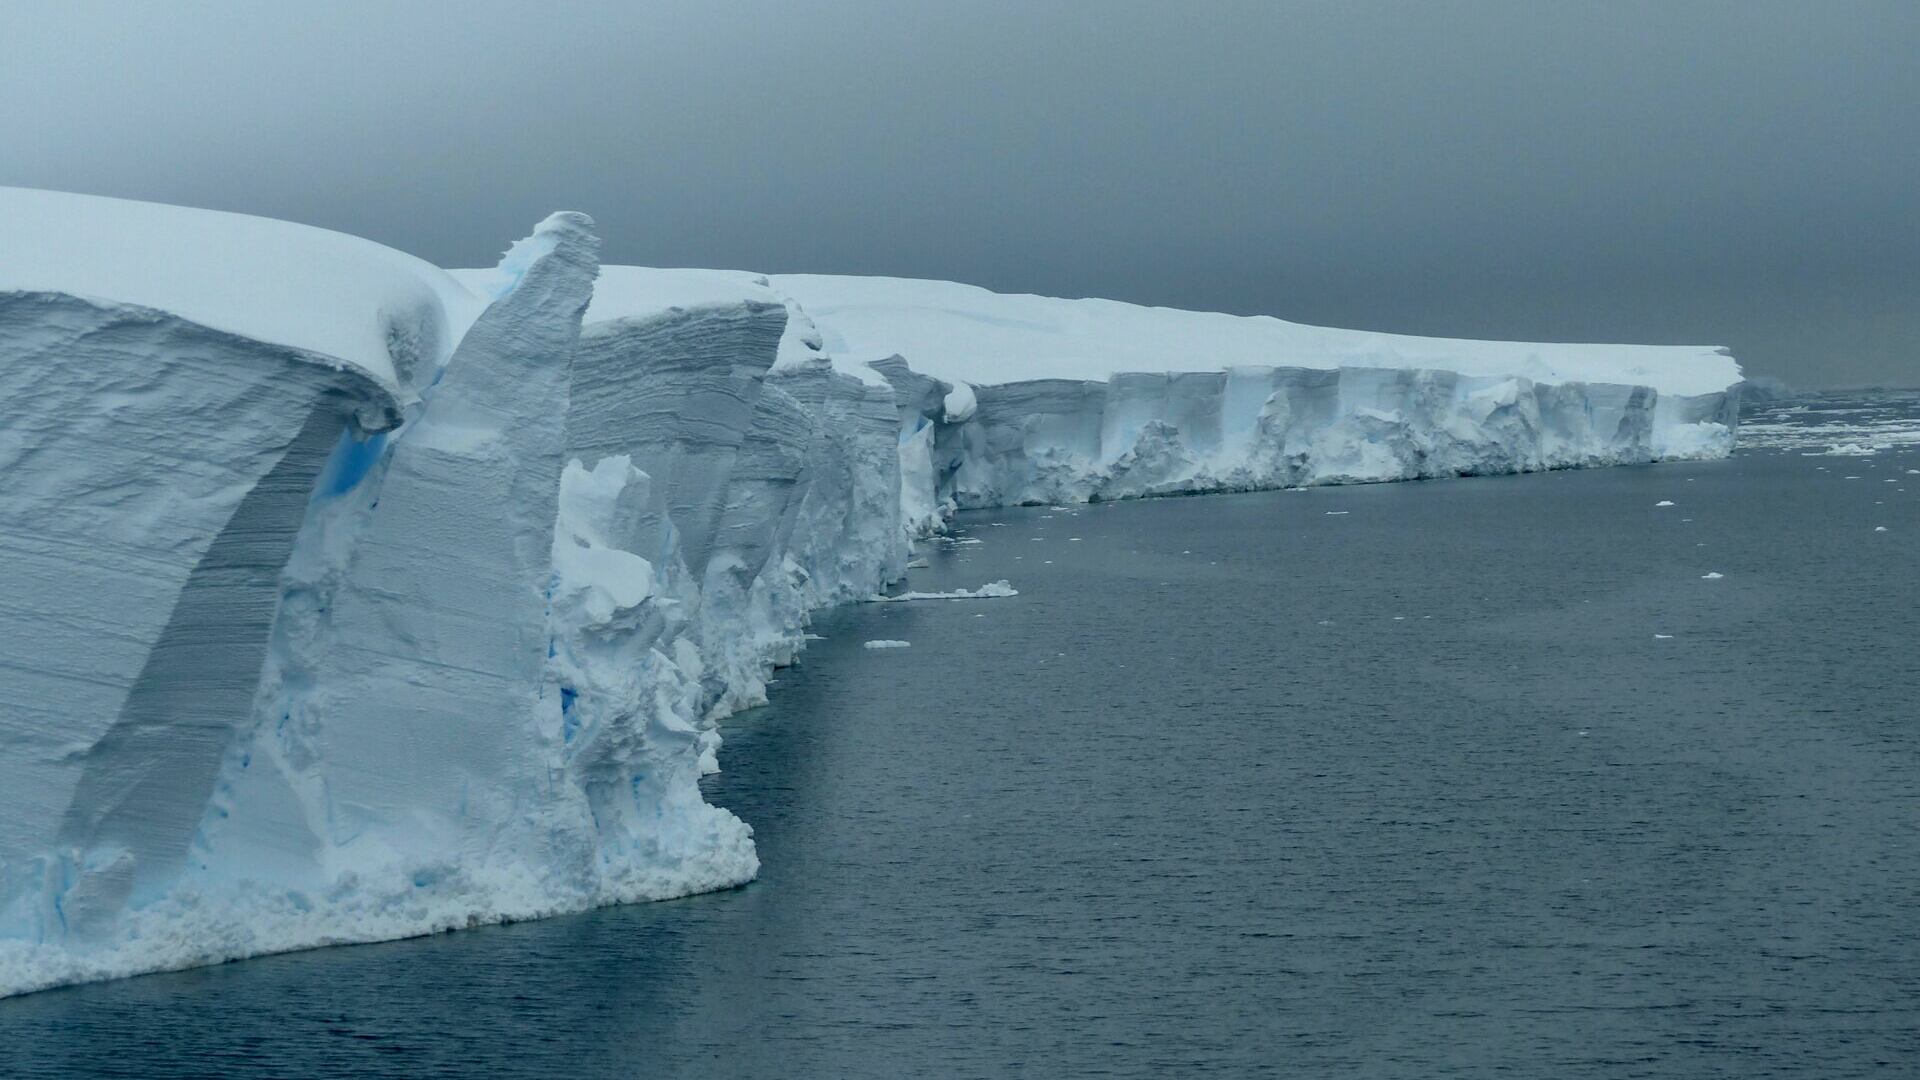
557,300 -> 795,880
867,362 -> 1738,515
562,299 -> 904,783
0,213 -> 653,994
0,292 -> 403,947
190,213 -> 602,908
0,204 -> 1741,997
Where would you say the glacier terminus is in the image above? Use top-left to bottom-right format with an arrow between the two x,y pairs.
0,187 -> 1742,997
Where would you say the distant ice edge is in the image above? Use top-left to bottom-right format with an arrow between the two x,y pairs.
872,357 -> 1737,528
0,198 -> 1739,998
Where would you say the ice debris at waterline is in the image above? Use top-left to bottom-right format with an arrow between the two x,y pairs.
0,187 -> 1744,997
865,581 -> 1021,602
862,640 -> 912,650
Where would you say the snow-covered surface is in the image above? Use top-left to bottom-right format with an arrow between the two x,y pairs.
576,265 -> 773,324
1,187 -> 483,397
455,264 -> 892,389
572,268 -> 1740,520
768,274 -> 1741,398
943,380 -> 978,423
0,193 -> 1746,998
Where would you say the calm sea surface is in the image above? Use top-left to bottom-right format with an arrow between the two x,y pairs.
3,393 -> 1917,1078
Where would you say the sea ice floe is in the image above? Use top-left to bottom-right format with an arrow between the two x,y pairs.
862,640 -> 911,649
1701,572 -> 1725,579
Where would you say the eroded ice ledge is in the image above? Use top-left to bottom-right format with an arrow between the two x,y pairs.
582,267 -> 1740,531
0,190 -> 1739,997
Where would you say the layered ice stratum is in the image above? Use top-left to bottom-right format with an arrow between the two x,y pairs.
0,188 -> 1741,996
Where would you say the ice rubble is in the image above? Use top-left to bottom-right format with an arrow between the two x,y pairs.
0,188 -> 1741,996
865,581 -> 1021,602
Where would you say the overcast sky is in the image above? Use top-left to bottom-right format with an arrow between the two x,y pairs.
5,0 -> 1916,385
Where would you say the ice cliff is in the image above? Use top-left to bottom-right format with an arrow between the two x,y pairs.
772,274 -> 1741,514
0,188 -> 1740,996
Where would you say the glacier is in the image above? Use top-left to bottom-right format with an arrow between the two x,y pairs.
0,187 -> 1741,996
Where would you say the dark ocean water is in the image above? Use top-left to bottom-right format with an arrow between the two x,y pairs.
3,395 -> 1917,1078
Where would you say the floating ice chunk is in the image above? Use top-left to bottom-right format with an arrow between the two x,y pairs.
1825,443 -> 1879,456
906,557 -> 929,568
862,640 -> 911,649
1874,526 -> 1888,532
1325,511 -> 1350,516
865,580 -> 1018,602
1654,634 -> 1675,639
1655,500 -> 1675,507
1701,571 -> 1725,579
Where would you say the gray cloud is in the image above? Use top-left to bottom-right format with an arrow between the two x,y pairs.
4,0 -> 1915,385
